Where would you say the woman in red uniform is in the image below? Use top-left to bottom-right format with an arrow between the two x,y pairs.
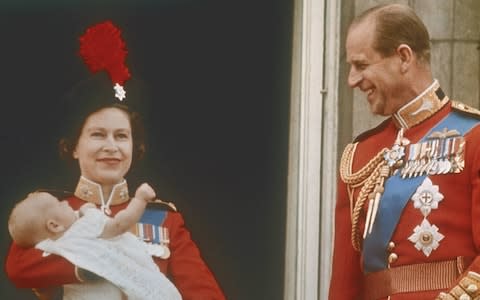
5,21 -> 225,300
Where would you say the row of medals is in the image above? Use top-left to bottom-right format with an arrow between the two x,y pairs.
137,225 -> 171,259
399,135 -> 465,178
102,204 -> 171,259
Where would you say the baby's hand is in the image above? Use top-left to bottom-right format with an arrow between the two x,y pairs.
135,183 -> 156,202
79,203 -> 97,216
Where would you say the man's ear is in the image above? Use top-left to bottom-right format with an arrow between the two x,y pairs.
46,219 -> 65,233
396,44 -> 413,73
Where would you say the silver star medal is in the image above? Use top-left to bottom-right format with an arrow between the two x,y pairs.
384,144 -> 405,167
411,177 -> 444,217
408,219 -> 444,257
113,83 -> 126,101
408,177 -> 445,256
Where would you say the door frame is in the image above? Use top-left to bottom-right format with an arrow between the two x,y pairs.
284,0 -> 340,299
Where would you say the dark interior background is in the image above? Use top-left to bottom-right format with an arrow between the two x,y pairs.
0,1 -> 292,299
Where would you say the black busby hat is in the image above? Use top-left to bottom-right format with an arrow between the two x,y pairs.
61,20 -> 148,140
58,20 -> 150,164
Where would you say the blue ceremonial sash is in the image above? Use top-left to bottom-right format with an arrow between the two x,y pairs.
363,111 -> 480,273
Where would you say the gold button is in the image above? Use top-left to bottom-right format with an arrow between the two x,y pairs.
388,253 -> 398,264
420,232 -> 433,246
388,241 -> 395,251
437,292 -> 450,299
467,284 -> 478,293
459,294 -> 471,300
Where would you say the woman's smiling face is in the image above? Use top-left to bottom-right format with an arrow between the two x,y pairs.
73,107 -> 133,186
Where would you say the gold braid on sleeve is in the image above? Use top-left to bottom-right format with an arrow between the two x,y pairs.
340,143 -> 389,251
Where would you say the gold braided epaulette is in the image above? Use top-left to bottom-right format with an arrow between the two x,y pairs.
451,100 -> 480,118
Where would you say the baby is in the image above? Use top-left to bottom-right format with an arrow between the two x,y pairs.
8,183 -> 181,300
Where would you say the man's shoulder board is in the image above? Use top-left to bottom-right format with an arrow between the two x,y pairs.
451,101 -> 480,118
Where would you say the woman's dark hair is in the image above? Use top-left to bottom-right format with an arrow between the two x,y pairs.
58,72 -> 147,165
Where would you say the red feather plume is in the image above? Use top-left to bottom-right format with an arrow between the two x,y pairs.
79,21 -> 131,85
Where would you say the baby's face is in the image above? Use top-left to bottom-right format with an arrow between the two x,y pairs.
39,193 -> 77,228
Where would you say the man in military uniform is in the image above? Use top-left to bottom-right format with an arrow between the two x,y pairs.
329,4 -> 480,300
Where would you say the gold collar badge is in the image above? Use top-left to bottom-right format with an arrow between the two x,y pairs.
74,176 -> 129,215
393,80 -> 449,129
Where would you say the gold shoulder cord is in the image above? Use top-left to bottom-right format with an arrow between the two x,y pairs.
340,129 -> 407,251
340,143 -> 389,251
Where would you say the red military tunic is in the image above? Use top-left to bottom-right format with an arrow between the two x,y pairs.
329,83 -> 480,299
6,179 -> 225,300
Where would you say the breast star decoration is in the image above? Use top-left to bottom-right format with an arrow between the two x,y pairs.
408,218 -> 444,257
408,177 -> 445,256
411,177 -> 444,217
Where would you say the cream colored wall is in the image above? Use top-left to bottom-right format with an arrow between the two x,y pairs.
338,0 -> 480,148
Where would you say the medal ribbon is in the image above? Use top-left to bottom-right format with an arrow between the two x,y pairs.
138,209 -> 167,242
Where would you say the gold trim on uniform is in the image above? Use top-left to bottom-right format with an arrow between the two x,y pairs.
365,258 -> 470,299
437,271 -> 480,299
393,80 -> 449,129
74,176 -> 130,206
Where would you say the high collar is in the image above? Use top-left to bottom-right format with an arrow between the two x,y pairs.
392,80 -> 449,129
74,176 -> 130,207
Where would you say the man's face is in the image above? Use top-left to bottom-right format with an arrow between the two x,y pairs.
346,19 -> 404,116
